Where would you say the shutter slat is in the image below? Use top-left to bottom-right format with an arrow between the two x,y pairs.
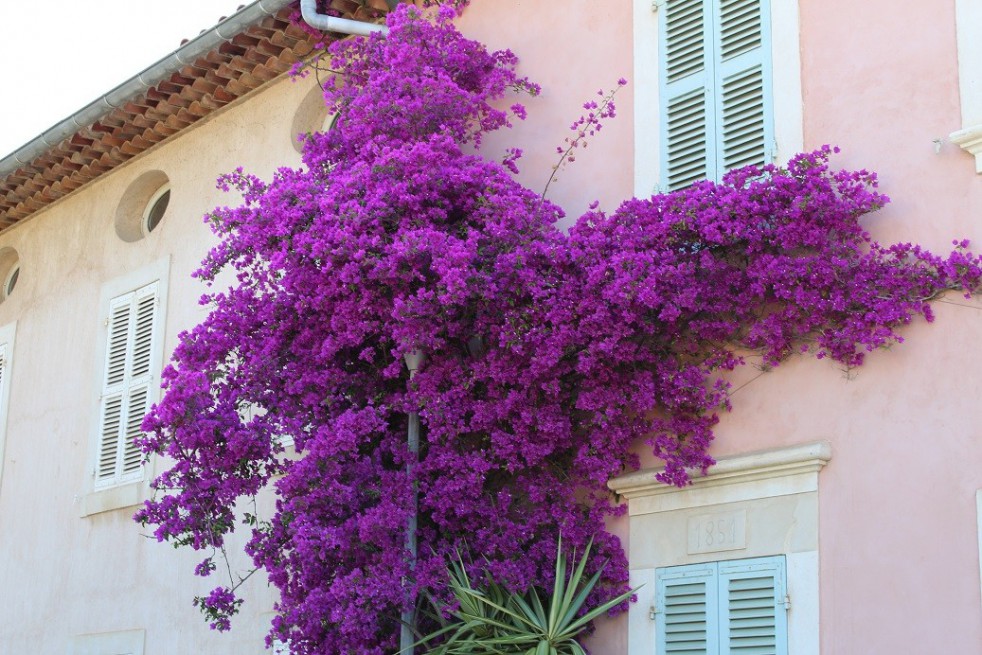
122,385 -> 149,475
105,301 -> 132,387
131,291 -> 156,378
658,564 -> 717,655
721,562 -> 787,655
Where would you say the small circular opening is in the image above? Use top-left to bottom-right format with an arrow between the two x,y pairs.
143,185 -> 170,235
291,84 -> 334,153
115,170 -> 171,242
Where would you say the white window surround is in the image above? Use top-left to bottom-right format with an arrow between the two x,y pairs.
80,258 -> 170,518
0,321 -> 16,495
950,0 -> 982,172
70,628 -> 144,655
609,441 -> 829,655
633,0 -> 803,197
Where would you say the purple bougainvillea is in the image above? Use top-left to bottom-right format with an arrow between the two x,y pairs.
135,5 -> 982,654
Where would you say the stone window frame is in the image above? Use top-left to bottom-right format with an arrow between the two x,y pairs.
609,441 -> 829,655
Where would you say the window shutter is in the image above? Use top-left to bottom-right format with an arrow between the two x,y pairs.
97,294 -> 132,485
96,394 -> 124,484
96,282 -> 159,488
660,0 -> 772,190
120,385 -> 149,480
657,562 -> 719,655
714,0 -> 773,171
718,557 -> 788,655
661,0 -> 714,191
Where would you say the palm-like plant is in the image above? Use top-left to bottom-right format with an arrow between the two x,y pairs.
414,538 -> 637,655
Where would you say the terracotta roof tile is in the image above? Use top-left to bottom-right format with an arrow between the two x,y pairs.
0,2 -> 389,230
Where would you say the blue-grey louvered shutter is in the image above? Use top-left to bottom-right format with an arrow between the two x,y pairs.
718,557 -> 788,655
713,0 -> 774,172
657,562 -> 720,655
660,0 -> 714,191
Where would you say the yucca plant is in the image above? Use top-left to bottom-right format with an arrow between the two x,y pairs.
413,537 -> 637,655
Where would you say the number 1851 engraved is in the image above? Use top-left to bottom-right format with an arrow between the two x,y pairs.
686,509 -> 747,554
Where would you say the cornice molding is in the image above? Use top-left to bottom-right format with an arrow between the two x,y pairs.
950,124 -> 982,174
608,441 -> 831,515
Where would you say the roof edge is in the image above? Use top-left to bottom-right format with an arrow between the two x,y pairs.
0,0 -> 295,179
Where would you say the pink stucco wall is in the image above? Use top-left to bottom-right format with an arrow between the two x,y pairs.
462,1 -> 982,653
719,0 -> 982,652
456,1 -> 634,226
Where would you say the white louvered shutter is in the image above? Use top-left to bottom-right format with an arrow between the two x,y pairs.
96,283 -> 158,488
661,0 -> 713,191
657,562 -> 719,655
714,0 -> 773,172
718,557 -> 788,655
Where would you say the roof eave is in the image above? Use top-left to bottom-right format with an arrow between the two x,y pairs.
0,0 -> 294,179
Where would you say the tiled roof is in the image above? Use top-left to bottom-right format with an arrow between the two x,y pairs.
0,1 -> 387,231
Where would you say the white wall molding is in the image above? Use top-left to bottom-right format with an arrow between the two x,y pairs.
952,0 -> 982,172
951,125 -> 982,174
609,441 -> 831,515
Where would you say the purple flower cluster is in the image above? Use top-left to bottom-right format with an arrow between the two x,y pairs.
134,6 -> 982,654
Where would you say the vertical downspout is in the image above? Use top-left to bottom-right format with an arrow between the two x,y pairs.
401,350 -> 425,655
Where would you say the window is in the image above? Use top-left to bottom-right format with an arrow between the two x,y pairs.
609,442 -> 826,655
114,170 -> 171,242
633,0 -> 801,196
4,264 -> 19,297
0,247 -> 21,302
660,0 -> 773,190
656,556 -> 788,655
94,281 -> 159,490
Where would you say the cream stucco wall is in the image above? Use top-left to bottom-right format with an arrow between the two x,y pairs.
0,70 -> 313,653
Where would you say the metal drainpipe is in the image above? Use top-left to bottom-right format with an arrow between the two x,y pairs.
299,0 -> 390,36
401,350 -> 424,655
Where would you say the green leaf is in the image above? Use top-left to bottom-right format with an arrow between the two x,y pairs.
418,535 -> 641,655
